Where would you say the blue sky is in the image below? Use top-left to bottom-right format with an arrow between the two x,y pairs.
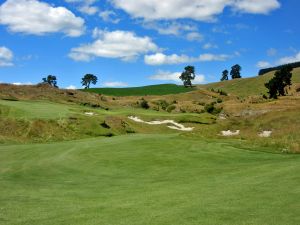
0,0 -> 299,89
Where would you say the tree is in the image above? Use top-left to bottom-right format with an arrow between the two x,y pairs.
81,74 -> 98,89
230,64 -> 242,79
179,66 -> 195,87
42,75 -> 58,87
265,65 -> 293,99
220,70 -> 229,81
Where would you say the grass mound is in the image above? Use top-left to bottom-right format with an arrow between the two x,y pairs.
203,67 -> 300,97
83,84 -> 195,96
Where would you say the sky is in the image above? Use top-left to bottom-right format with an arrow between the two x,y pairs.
0,0 -> 299,89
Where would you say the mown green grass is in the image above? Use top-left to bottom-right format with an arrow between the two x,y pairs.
83,84 -> 195,96
0,100 -> 74,119
203,68 -> 300,97
0,134 -> 299,225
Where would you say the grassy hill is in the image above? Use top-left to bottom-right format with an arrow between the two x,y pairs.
202,67 -> 300,97
1,134 -> 299,225
83,84 -> 195,96
0,73 -> 300,225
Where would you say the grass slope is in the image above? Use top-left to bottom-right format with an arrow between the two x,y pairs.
203,67 -> 300,97
83,84 -> 195,96
0,134 -> 299,225
0,100 -> 73,119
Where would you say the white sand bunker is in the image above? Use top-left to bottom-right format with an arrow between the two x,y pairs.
128,116 -> 194,131
221,130 -> 240,136
258,131 -> 272,137
84,112 -> 96,116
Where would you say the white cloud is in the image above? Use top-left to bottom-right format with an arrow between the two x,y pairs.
111,0 -> 280,21
99,10 -> 120,23
103,81 -> 128,87
149,70 -> 205,84
202,43 -> 218,49
145,53 -> 193,65
186,32 -> 204,42
78,5 -> 98,15
66,85 -> 77,89
198,53 -> 230,61
69,29 -> 159,62
0,0 -> 85,36
256,61 -> 271,68
65,0 -> 98,15
233,0 -> 280,14
144,53 -> 231,65
143,21 -> 197,36
0,46 -> 13,67
277,52 -> 300,65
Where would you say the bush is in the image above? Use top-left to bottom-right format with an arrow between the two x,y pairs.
140,99 -> 149,109
167,105 -> 176,113
218,89 -> 228,96
204,103 -> 222,115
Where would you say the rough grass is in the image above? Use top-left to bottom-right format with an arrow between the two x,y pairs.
83,84 -> 196,96
0,134 -> 299,225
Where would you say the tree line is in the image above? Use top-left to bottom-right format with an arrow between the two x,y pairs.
258,61 -> 300,76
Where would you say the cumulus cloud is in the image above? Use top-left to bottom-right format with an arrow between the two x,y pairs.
186,32 -> 204,42
78,5 -> 98,15
145,53 -> 193,65
0,0 -> 85,36
0,46 -> 13,67
256,61 -> 271,68
69,29 -> 159,62
277,52 -> 300,65
65,0 -> 99,15
103,81 -> 128,87
198,53 -> 230,61
144,53 -> 231,65
111,0 -> 280,21
99,10 -> 120,23
143,21 -> 197,36
149,70 -> 205,84
233,0 -> 280,14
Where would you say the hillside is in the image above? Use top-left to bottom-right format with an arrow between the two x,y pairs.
202,67 -> 300,98
83,84 -> 196,96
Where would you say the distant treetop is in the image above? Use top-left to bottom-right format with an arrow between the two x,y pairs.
259,61 -> 300,76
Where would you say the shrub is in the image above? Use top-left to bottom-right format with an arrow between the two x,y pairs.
204,103 -> 222,115
218,89 -> 228,96
157,100 -> 169,110
216,98 -> 223,103
140,99 -> 149,109
167,105 -> 176,113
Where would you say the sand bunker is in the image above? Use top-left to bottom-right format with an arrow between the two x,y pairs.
258,131 -> 272,137
128,116 -> 194,131
221,130 -> 240,136
84,112 -> 96,116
